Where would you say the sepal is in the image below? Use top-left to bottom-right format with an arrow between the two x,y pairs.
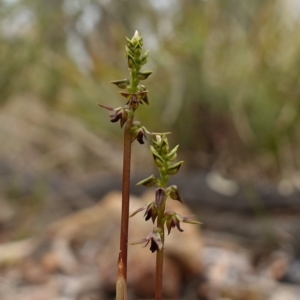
155,188 -> 166,209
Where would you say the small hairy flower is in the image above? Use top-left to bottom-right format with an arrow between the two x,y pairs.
97,104 -> 129,128
130,227 -> 163,253
164,212 -> 183,235
131,122 -> 146,144
164,212 -> 201,235
144,202 -> 158,223
130,201 -> 158,223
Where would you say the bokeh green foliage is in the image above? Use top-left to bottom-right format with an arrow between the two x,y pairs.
1,0 -> 300,178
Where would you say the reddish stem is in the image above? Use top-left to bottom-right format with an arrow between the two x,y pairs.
119,114 -> 133,280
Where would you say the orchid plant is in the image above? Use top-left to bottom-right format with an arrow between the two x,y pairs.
99,31 -> 201,300
130,134 -> 201,300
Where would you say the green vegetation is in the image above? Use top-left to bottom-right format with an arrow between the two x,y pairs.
1,0 -> 300,180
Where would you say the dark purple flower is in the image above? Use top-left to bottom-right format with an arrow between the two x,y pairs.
110,110 -> 122,123
131,122 -> 147,144
165,212 -> 183,235
144,202 -> 158,223
136,130 -> 145,144
98,104 -> 128,128
130,201 -> 158,223
130,227 -> 163,253
164,212 -> 201,235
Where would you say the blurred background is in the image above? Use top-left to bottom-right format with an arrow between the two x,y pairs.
1,0 -> 300,299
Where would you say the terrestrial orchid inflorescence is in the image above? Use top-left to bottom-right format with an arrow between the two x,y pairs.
99,31 -> 201,300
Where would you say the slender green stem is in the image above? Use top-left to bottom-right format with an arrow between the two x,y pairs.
119,111 -> 134,280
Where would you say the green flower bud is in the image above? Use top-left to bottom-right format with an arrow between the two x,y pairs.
167,161 -> 184,175
137,70 -> 152,80
167,145 -> 179,161
125,45 -> 134,57
136,174 -> 158,187
150,145 -> 159,156
160,137 -> 169,156
152,140 -> 160,152
138,37 -> 143,47
152,152 -> 165,167
127,52 -> 135,69
140,50 -> 149,65
134,44 -> 142,59
131,30 -> 141,46
126,37 -> 134,49
110,79 -> 130,89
